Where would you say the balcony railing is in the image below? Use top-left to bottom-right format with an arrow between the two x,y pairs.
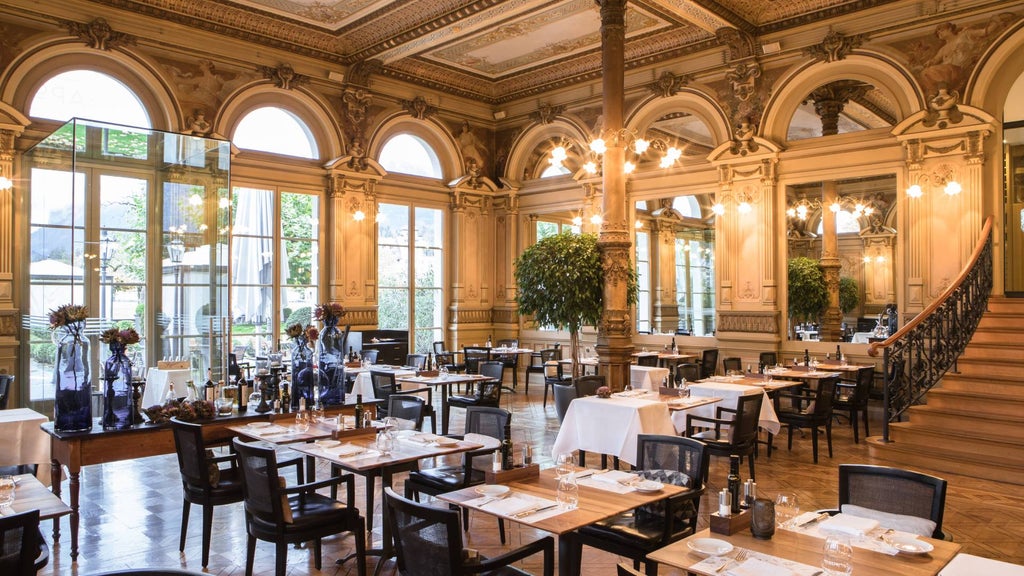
868,217 -> 993,442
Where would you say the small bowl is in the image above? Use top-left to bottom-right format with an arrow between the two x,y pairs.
686,538 -> 733,557
435,437 -> 460,447
475,485 -> 510,497
884,534 -> 934,555
315,439 -> 341,449
633,480 -> 664,493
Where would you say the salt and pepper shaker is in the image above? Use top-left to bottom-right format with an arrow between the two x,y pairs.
718,488 -> 731,517
492,450 -> 502,473
742,479 -> 757,508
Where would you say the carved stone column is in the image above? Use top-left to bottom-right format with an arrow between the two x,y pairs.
0,123 -> 25,380
808,81 -> 870,136
820,181 -> 843,341
595,0 -> 633,391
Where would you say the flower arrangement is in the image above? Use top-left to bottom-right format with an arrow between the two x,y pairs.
286,323 -> 305,339
143,398 -> 216,424
99,326 -> 141,346
314,302 -> 346,324
305,325 -> 320,342
596,385 -> 612,398
49,304 -> 88,330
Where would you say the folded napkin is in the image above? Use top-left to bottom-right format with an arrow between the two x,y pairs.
578,477 -> 636,494
728,558 -> 792,576
486,495 -> 544,517
590,470 -> 638,485
841,504 -> 937,537
819,512 -> 880,536
323,443 -> 367,457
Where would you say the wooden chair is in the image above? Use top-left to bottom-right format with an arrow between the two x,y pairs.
839,464 -> 948,539
0,509 -> 42,576
170,418 -> 249,567
674,362 -> 700,385
233,438 -> 366,576
699,348 -> 719,379
386,487 -> 553,576
574,435 -> 709,576
771,376 -> 838,464
834,366 -> 874,443
722,356 -> 742,374
636,354 -> 658,367
759,351 -> 778,368
433,340 -> 466,373
686,393 -> 763,480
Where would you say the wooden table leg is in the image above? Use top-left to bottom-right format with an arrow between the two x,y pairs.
69,467 -> 80,559
50,458 -> 61,543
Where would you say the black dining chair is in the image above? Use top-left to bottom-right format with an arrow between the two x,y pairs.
385,487 -> 554,576
0,509 -> 42,576
699,348 -> 719,379
525,348 -> 558,393
405,353 -> 427,369
674,362 -> 700,385
495,338 -> 521,390
636,354 -> 659,367
685,392 -> 763,480
722,356 -> 743,374
233,438 -> 367,576
574,374 -> 605,397
370,370 -> 399,417
386,394 -> 426,431
446,361 -> 503,431
759,351 -> 778,368
833,366 -> 874,443
434,340 -> 466,373
837,464 -> 948,539
552,381 -> 577,424
542,351 -> 570,408
573,435 -> 709,576
771,376 -> 838,464
0,373 -> 13,409
360,348 -> 380,364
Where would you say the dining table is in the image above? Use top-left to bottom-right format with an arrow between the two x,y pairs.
551,359 -> 671,389
437,466 -> 688,576
683,377 -> 796,435
396,373 -> 492,434
346,365 -> 418,401
0,408 -> 52,485
289,430 -> 494,571
648,525 -> 960,576
550,394 -> 678,465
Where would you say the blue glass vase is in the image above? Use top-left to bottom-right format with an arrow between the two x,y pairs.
290,336 -> 314,409
53,322 -> 92,432
317,318 -> 346,406
101,342 -> 133,430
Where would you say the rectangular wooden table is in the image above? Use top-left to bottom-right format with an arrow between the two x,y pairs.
438,467 -> 687,576
0,408 -> 52,485
41,404 -> 368,560
397,373 -> 491,434
648,527 -> 960,576
7,473 -> 72,521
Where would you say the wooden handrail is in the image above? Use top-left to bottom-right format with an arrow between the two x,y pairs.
868,216 -> 993,358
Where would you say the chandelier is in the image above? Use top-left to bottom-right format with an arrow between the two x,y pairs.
548,129 -> 683,176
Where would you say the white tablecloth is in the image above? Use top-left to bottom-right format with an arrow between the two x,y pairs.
141,368 -> 192,408
351,369 -> 417,401
851,331 -> 875,344
551,396 -> 676,465
630,365 -> 670,390
678,380 -> 780,435
0,408 -> 52,486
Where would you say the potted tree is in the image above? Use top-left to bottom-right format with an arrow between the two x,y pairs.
787,257 -> 829,340
514,230 -> 637,378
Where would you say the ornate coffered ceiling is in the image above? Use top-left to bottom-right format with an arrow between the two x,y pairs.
89,0 -> 893,103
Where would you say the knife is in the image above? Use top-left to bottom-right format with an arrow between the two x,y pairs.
796,512 -> 830,527
511,503 -> 559,518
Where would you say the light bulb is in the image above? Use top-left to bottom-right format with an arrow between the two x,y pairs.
589,138 -> 606,154
796,205 -> 808,219
906,184 -> 923,198
712,203 -> 725,215
786,208 -> 796,218
863,256 -> 872,263
633,139 -> 649,154
624,161 -> 636,174
738,201 -> 752,214
830,202 -> 841,213
590,214 -> 603,225
635,220 -> 643,228
353,210 -> 365,221
550,146 -> 567,163
944,180 -> 962,195
583,161 -> 598,174
189,193 -> 203,206
572,216 -> 583,226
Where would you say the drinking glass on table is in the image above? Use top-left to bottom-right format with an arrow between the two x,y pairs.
822,534 -> 854,575
556,473 -> 579,510
0,475 -> 15,511
555,453 -> 576,478
774,492 -> 800,527
293,410 -> 310,433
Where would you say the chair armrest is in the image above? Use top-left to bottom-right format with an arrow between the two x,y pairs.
207,453 -> 236,466
288,473 -> 356,504
714,406 -> 737,419
685,414 -> 727,436
469,535 -> 554,575
660,486 -> 705,542
402,385 -> 433,404
277,453 -> 305,484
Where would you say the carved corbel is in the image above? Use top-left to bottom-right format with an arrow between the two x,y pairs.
530,103 -> 565,125
401,96 -> 436,120
65,17 -> 135,51
260,63 -> 308,90
648,71 -> 690,98
803,29 -> 865,63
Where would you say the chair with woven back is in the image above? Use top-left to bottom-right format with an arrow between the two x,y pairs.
699,348 -> 719,379
462,346 -> 491,374
0,374 -> 13,409
405,353 -> 427,370
433,340 -> 466,374
833,366 -> 874,443
722,356 -> 742,374
674,363 -> 700,386
369,370 -> 399,418
360,348 -> 380,364
836,464 -> 948,539
770,376 -> 838,464
573,435 -> 709,576
385,487 -> 554,576
542,350 -> 570,408
685,392 -> 763,480
0,509 -> 43,576
759,351 -> 778,368
232,438 -> 366,576
636,354 -> 658,367
552,381 -> 577,424
573,374 -> 605,397
495,338 -> 521,390
386,394 -> 426,431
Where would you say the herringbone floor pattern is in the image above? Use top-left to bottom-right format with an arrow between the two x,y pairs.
38,374 -> 1024,575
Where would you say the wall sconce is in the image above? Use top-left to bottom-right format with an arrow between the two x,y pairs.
712,191 -> 755,215
353,209 -> 366,221
590,214 -> 603,225
548,129 -> 683,176
0,176 -> 12,191
572,215 -> 583,226
906,167 -> 961,198
787,195 -> 875,219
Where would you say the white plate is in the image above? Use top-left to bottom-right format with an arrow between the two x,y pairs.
885,535 -> 934,555
475,485 -> 510,497
435,437 -> 460,447
246,422 -> 271,428
315,439 -> 340,449
686,538 -> 733,557
633,480 -> 664,493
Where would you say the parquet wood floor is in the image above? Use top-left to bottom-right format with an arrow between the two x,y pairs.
36,376 -> 1024,575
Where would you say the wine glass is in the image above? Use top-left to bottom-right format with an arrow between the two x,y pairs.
293,410 -> 310,433
822,534 -> 853,575
555,452 -> 576,478
774,492 -> 800,528
0,475 -> 15,511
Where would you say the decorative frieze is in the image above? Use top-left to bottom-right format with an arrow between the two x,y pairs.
717,311 -> 780,334
65,17 -> 135,51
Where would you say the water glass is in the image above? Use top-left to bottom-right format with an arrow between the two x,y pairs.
822,534 -> 854,575
555,452 -> 575,478
376,429 -> 395,456
0,475 -> 15,509
556,473 -> 579,510
774,492 -> 800,527
293,411 -> 310,433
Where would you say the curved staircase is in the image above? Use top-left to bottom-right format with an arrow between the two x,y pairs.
868,296 -> 1024,485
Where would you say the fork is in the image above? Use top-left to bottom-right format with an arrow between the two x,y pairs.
715,549 -> 748,573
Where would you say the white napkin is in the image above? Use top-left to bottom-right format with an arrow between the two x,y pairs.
819,513 -> 880,536
727,558 -> 792,576
590,470 -> 638,485
578,477 -> 636,494
323,443 -> 367,457
486,495 -> 544,517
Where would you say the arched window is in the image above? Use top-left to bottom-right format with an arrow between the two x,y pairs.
541,163 -> 571,178
234,107 -> 318,158
673,196 -> 701,218
817,211 -> 862,235
29,70 -> 150,127
379,134 -> 442,178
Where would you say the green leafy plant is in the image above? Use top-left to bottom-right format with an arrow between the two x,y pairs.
787,257 -> 828,331
514,231 -> 637,378
839,276 -> 860,315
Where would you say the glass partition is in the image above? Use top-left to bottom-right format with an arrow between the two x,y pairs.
23,118 -> 231,406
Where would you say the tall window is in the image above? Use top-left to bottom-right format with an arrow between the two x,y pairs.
377,204 -> 444,353
234,107 -> 317,159
676,232 -> 715,336
230,186 -> 320,358
379,134 -> 442,178
636,230 -> 651,333
537,220 -> 579,240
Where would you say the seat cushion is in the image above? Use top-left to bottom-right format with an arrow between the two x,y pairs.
409,466 -> 467,490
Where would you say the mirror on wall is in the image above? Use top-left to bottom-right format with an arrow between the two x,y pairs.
784,174 -> 897,342
635,195 -> 716,337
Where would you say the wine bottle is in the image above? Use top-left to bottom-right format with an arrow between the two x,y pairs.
804,349 -> 810,366
501,420 -> 513,470
426,352 -> 433,371
204,369 -> 216,402
671,337 -> 678,354
486,335 -> 493,348
728,455 -> 741,513
836,344 -> 842,361
354,394 -> 364,428
280,382 -> 291,414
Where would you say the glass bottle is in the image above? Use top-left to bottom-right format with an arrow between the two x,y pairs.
501,420 -> 514,470
728,455 -> 741,513
804,349 -> 811,366
204,368 -> 216,402
354,394 -> 364,428
280,382 -> 291,414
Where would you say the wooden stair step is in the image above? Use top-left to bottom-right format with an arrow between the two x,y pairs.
867,435 -> 1024,485
975,314 -> 1024,329
965,327 -> 1021,345
985,297 -> 1024,314
957,344 -> 1024,362
905,405 -> 1024,440
940,373 -> 1024,394
927,388 -> 1024,416
883,422 -> 1024,465
949,358 -> 1023,379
